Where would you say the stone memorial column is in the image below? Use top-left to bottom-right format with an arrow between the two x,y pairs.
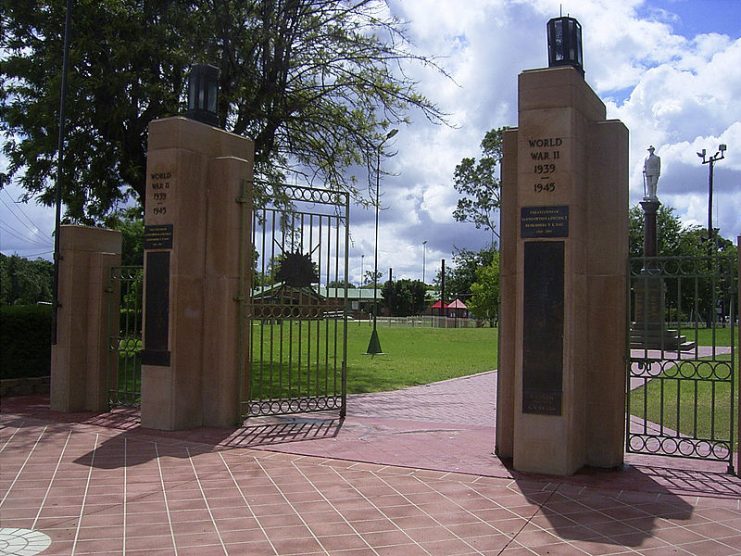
141,116 -> 253,430
497,66 -> 628,474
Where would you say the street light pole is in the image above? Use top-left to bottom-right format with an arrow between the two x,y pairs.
697,144 -> 727,244
366,128 -> 398,355
422,240 -> 427,284
51,0 -> 73,346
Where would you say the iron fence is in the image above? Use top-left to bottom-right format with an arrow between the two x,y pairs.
242,185 -> 349,418
106,266 -> 143,407
626,254 -> 737,471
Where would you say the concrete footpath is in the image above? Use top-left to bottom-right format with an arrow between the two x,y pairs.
2,371 -> 741,555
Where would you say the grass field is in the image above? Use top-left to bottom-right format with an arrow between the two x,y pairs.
112,324 -> 500,402
249,322 -> 499,397
345,325 -> 498,393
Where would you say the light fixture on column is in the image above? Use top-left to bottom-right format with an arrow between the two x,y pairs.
186,64 -> 220,127
547,16 -> 584,76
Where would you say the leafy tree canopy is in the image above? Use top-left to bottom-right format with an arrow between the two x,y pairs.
433,246 -> 497,301
1,0 -> 447,223
105,207 -> 144,266
628,204 -> 736,259
381,278 -> 426,317
452,127 -> 505,242
467,250 -> 499,325
628,204 -> 738,325
0,253 -> 54,305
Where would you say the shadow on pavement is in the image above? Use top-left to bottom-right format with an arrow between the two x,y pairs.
515,468 -> 695,547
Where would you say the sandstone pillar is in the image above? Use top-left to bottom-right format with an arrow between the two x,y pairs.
51,225 -> 122,412
141,116 -> 253,430
497,67 -> 628,474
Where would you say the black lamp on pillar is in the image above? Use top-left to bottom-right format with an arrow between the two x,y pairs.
547,16 -> 584,76
186,64 -> 220,127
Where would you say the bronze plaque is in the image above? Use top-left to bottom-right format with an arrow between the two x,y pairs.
143,224 -> 173,250
522,241 -> 564,415
142,251 -> 171,366
521,206 -> 569,238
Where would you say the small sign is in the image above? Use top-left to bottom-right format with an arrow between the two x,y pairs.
144,224 -> 174,250
521,206 -> 569,238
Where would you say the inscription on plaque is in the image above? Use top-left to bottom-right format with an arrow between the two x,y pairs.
521,205 -> 569,238
523,241 -> 564,415
143,224 -> 173,250
142,251 -> 171,366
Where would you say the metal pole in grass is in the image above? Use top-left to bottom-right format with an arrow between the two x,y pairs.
366,128 -> 398,355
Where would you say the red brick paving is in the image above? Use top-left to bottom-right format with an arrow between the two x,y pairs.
2,371 -> 741,555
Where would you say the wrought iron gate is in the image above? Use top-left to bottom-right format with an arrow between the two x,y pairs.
241,185 -> 349,418
626,254 -> 737,471
106,266 -> 144,407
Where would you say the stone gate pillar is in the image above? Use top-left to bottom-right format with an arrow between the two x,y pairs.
141,117 -> 253,430
497,66 -> 628,474
51,225 -> 122,412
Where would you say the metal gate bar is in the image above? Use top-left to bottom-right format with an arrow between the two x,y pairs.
626,254 -> 737,471
107,266 -> 143,407
242,185 -> 349,418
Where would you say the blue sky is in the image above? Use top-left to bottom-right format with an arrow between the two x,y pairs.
641,0 -> 741,38
2,0 -> 740,285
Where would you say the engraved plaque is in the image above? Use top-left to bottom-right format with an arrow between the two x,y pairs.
523,241 -> 564,415
521,206 -> 569,238
143,224 -> 173,250
142,251 -> 171,366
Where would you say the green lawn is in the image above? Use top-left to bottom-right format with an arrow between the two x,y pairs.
345,325 -> 498,393
683,326 -> 736,347
112,324 -> 498,404
248,322 -> 498,398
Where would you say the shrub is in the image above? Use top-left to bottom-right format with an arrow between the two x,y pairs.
0,304 -> 52,379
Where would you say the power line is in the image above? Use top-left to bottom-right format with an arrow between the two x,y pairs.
0,222 -> 53,248
12,249 -> 54,259
1,189 -> 51,243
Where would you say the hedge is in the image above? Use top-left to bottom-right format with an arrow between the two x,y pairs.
0,304 -> 52,379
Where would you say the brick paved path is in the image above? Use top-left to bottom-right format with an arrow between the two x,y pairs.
2,371 -> 741,555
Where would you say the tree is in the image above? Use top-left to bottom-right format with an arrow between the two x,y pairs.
1,0 -> 447,222
105,207 -> 144,266
628,204 -> 686,259
467,251 -> 500,326
362,270 -> 383,288
327,280 -> 355,289
452,127 -> 505,243
381,279 -> 426,317
628,203 -> 738,326
433,246 -> 497,301
0,254 -> 54,305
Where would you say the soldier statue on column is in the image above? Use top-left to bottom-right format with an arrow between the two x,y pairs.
643,145 -> 661,201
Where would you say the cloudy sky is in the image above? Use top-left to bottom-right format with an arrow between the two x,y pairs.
2,0 -> 740,286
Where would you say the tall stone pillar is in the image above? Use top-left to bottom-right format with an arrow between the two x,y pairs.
497,66 -> 628,474
141,116 -> 253,430
51,225 -> 122,412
